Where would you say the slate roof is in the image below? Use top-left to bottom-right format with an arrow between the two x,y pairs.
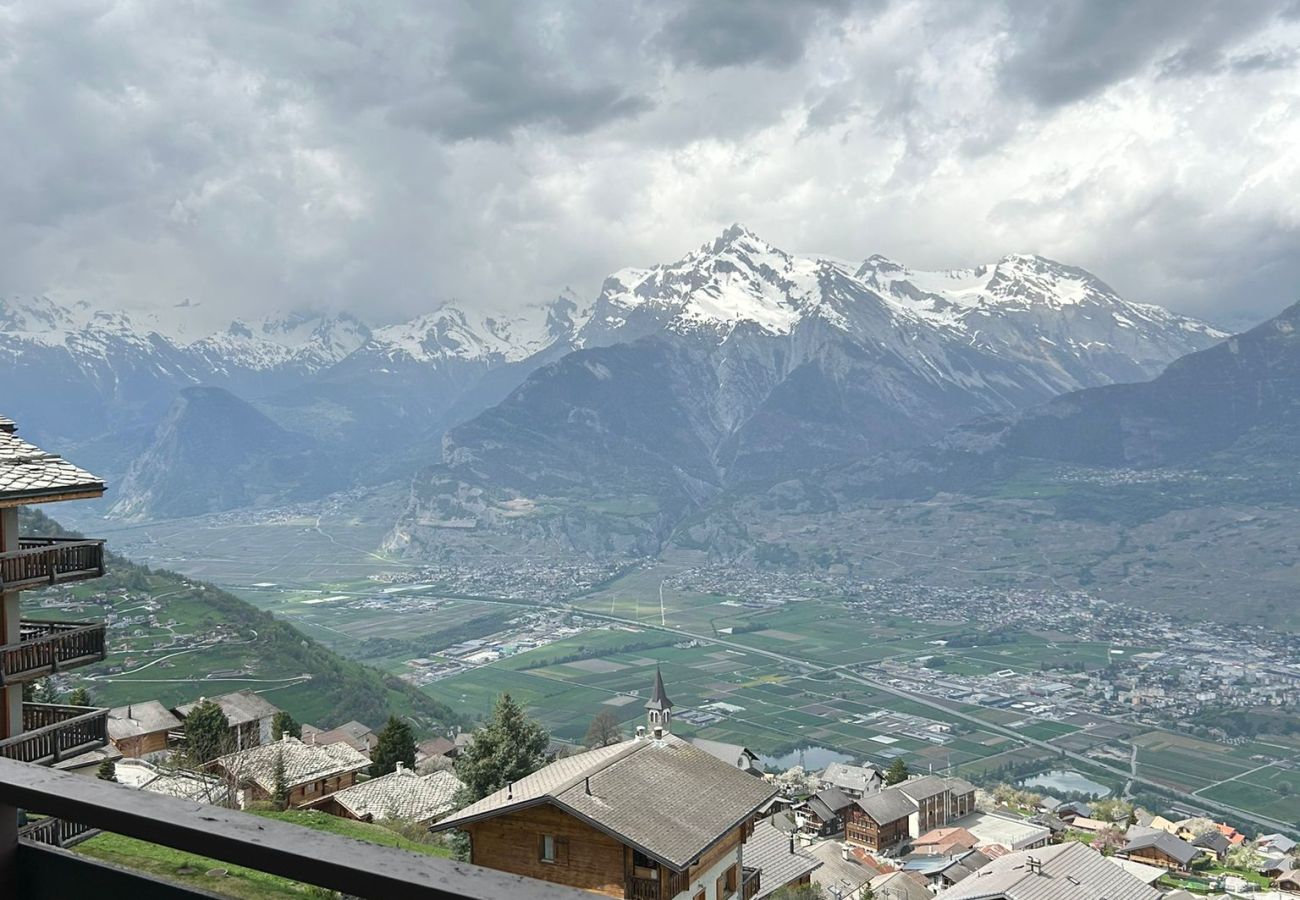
432,733 -> 776,871
328,768 -> 463,823
871,871 -> 933,900
108,701 -> 182,740
938,841 -> 1162,900
856,788 -> 918,824
689,738 -> 760,771
416,737 -> 457,759
0,415 -> 15,433
0,429 -> 105,505
806,786 -> 854,821
310,720 -> 378,754
821,762 -> 881,794
1192,831 -> 1231,854
215,736 -> 370,793
1121,831 -> 1199,866
176,690 -> 281,728
743,818 -> 822,900
645,666 -> 673,712
1258,833 -> 1297,854
897,774 -> 952,802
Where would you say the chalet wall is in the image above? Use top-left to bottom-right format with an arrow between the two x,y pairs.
846,808 -> 909,851
467,804 -> 628,898
113,731 -> 169,759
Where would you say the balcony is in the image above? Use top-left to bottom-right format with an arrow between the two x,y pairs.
0,756 -> 593,899
0,537 -> 106,593
741,866 -> 761,900
18,817 -> 99,849
0,620 -> 107,683
0,704 -> 108,765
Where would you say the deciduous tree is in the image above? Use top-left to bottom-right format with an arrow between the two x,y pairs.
583,709 -> 623,748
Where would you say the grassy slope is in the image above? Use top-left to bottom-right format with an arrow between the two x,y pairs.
19,506 -> 463,732
76,809 -> 450,899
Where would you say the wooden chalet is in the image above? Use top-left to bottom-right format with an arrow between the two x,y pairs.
214,736 -> 370,809
799,786 -> 854,838
310,764 -> 463,825
844,774 -> 976,851
107,701 -> 181,758
1118,831 -> 1199,872
174,689 -> 281,753
432,671 -> 777,900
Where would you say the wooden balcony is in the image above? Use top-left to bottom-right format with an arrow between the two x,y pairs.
17,817 -> 99,849
0,537 -> 105,593
1,620 -> 106,683
0,704 -> 108,765
741,866 -> 761,900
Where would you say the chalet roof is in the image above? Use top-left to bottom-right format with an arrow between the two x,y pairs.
216,736 -> 370,793
1258,833 -> 1298,854
821,762 -> 880,793
417,737 -> 457,759
108,701 -> 182,740
855,788 -> 918,824
309,721 -> 378,754
328,767 -> 463,824
743,819 -> 821,900
115,759 -> 230,805
432,733 -> 776,872
175,690 -> 281,728
805,786 -> 854,821
870,871 -> 932,900
689,738 -> 759,772
1192,831 -> 1231,853
1121,831 -> 1199,866
0,428 -> 105,506
938,842 -> 1162,900
644,666 -> 673,712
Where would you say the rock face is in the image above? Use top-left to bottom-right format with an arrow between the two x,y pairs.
389,227 -> 1226,560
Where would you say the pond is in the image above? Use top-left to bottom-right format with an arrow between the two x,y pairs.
759,746 -> 855,770
1022,770 -> 1112,798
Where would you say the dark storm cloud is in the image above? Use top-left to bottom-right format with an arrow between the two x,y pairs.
655,0 -> 857,70
997,0 -> 1290,106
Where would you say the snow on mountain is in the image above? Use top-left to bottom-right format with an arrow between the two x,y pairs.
186,311 -> 372,374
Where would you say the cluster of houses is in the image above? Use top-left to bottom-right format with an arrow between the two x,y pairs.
57,688 -> 466,829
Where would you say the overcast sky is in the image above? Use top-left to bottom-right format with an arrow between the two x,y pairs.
2,1 -> 1298,332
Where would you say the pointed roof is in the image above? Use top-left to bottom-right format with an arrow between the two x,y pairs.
644,666 -> 673,712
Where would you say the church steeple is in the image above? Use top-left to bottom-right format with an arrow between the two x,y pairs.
644,666 -> 673,733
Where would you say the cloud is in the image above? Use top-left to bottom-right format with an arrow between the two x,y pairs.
0,0 -> 1297,334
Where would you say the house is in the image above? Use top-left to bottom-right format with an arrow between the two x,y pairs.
741,818 -> 821,899
902,849 -> 990,891
114,758 -> 231,806
303,720 -> 379,756
957,812 -> 1050,853
913,826 -> 978,857
1067,816 -> 1112,835
107,701 -> 181,758
936,842 -> 1162,900
431,672 -> 777,899
311,764 -> 463,825
1192,830 -> 1231,861
1118,831 -> 1199,872
801,787 -> 855,838
214,736 -> 370,809
821,762 -> 882,798
808,841 -> 884,900
847,790 -> 918,851
1055,801 -> 1093,821
416,736 -> 458,764
689,738 -> 762,777
175,690 -> 282,752
896,775 -> 977,835
1258,833 -> 1298,856
870,871 -> 932,900
1276,869 -> 1300,893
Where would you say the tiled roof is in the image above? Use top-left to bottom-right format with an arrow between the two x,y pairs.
744,819 -> 821,900
856,789 -> 918,823
937,842 -> 1162,900
329,768 -> 463,823
176,690 -> 281,728
216,736 -> 370,792
433,734 -> 776,871
108,701 -> 182,740
0,429 -> 104,505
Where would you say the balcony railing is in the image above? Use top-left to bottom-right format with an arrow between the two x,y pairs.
742,866 -> 761,900
627,875 -> 660,900
18,817 -> 99,849
0,704 -> 108,765
0,756 -> 594,899
0,537 -> 106,593
1,620 -> 106,683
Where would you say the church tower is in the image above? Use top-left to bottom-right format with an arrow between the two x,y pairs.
644,666 -> 673,734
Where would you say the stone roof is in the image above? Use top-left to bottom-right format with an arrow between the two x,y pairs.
176,690 -> 281,728
689,738 -> 759,771
806,786 -> 854,821
216,736 -> 370,793
937,842 -> 1162,900
856,788 -> 918,824
433,733 -> 776,871
310,721 -> 378,754
809,840 -> 879,897
743,818 -> 821,900
1121,831 -> 1199,866
108,701 -> 182,740
821,762 -> 880,793
0,429 -> 105,505
115,758 -> 231,805
871,871 -> 933,900
328,767 -> 463,824
0,415 -> 15,433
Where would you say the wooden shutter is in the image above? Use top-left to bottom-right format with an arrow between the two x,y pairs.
556,837 -> 569,865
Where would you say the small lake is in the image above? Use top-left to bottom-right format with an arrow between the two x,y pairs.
759,746 -> 855,770
1022,770 -> 1112,798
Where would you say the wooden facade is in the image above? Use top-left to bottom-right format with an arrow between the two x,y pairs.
846,806 -> 909,851
1123,845 -> 1192,872
464,803 -> 751,900
112,729 -> 169,759
242,770 -> 360,810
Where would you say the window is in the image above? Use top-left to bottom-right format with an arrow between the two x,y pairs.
633,849 -> 659,879
540,834 -> 557,863
717,864 -> 738,898
538,834 -> 568,865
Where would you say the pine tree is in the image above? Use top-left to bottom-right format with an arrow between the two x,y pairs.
67,686 -> 92,707
272,748 -> 290,810
885,758 -> 909,786
271,710 -> 301,741
96,759 -> 117,782
371,716 -> 416,777
184,699 -> 230,765
455,694 -> 549,802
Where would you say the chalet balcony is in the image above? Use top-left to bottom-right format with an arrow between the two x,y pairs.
741,866 -> 761,900
0,704 -> 108,765
17,816 -> 99,849
0,756 -> 592,899
0,537 -> 106,593
0,620 -> 107,683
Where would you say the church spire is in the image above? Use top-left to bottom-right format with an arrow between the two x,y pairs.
644,666 -> 673,733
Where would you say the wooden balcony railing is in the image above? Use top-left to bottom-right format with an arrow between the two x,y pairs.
1,620 -> 106,683
741,866 -> 761,900
17,817 -> 100,849
0,537 -> 106,593
0,756 -> 593,899
627,875 -> 660,900
0,704 -> 108,765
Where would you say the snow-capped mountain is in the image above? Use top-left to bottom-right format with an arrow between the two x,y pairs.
186,311 -> 373,376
